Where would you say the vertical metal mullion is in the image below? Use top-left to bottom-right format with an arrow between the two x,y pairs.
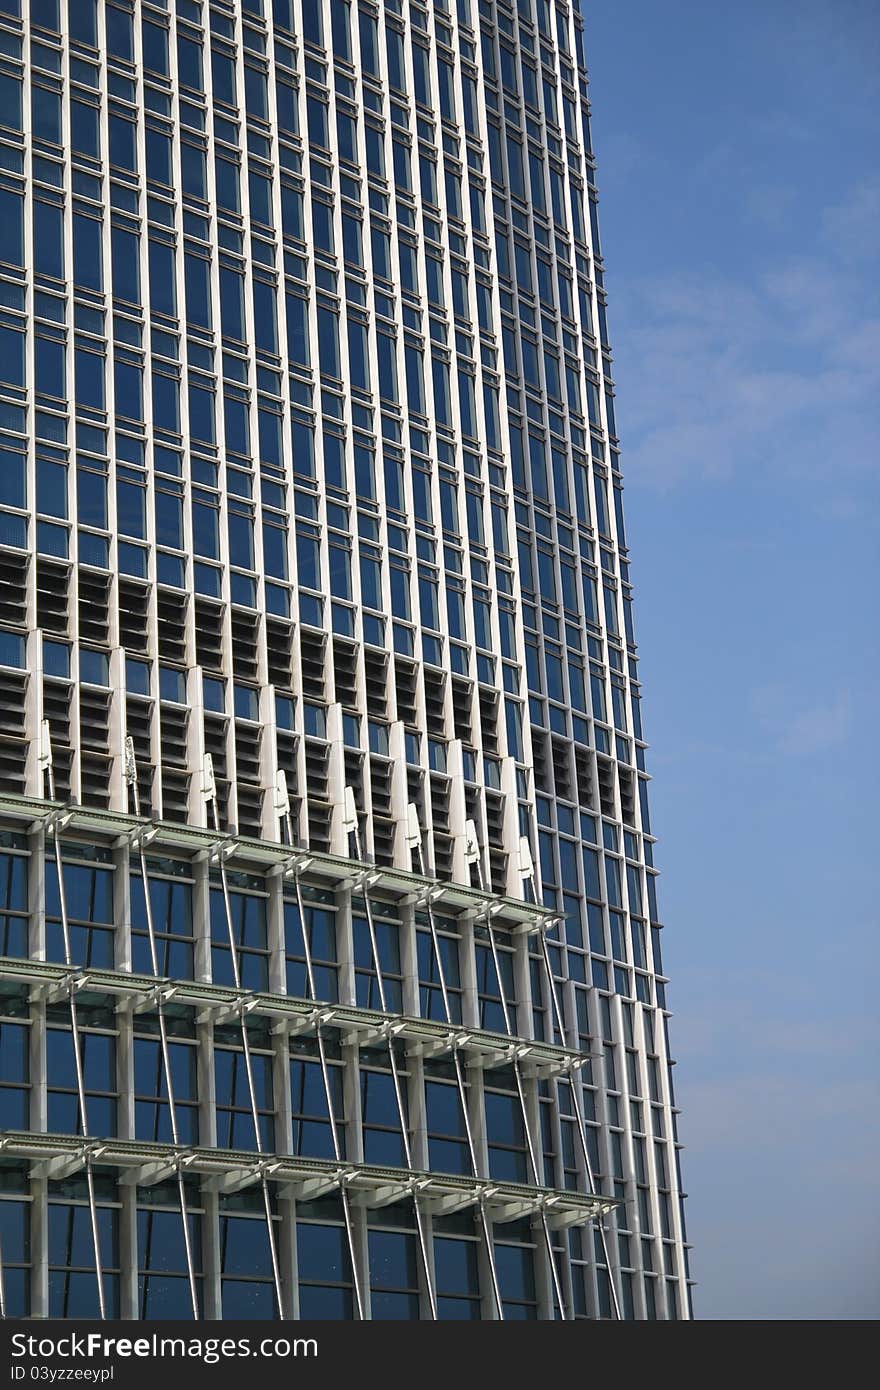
125,738 -> 200,1320
41,723 -> 106,1321
346,811 -> 438,1321
409,818 -> 504,1320
204,763 -> 283,1317
536,925 -> 622,1321
468,833 -> 569,1320
285,844 -> 365,1320
140,1210 -> 155,1321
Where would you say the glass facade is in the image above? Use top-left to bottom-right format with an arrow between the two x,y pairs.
0,0 -> 691,1319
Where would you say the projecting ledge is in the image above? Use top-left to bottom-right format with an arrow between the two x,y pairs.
0,1132 -> 617,1227
0,957 -> 589,1080
0,793 -> 556,937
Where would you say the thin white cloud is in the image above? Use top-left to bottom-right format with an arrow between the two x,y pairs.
607,180 -> 880,495
780,692 -> 854,756
748,685 -> 854,756
821,175 -> 880,263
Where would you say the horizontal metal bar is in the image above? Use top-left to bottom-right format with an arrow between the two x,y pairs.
29,1144 -> 108,1181
0,1131 -> 617,1224
0,793 -> 555,935
0,957 -> 586,1077
119,1158 -> 185,1188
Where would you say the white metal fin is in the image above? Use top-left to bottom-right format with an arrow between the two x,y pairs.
124,735 -> 138,786
405,803 -> 422,850
38,719 -> 53,772
201,753 -> 216,802
273,768 -> 290,817
342,785 -> 358,833
518,835 -> 536,882
464,818 -> 481,864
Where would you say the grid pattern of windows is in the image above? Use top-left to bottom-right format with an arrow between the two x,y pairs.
0,0 -> 690,1320
0,1179 -> 30,1318
137,1184 -> 204,1320
296,1199 -> 355,1319
0,832 -> 690,1318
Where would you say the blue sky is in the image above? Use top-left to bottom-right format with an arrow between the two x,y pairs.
584,0 -> 879,1318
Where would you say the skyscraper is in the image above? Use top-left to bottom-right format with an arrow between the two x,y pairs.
0,0 -> 691,1320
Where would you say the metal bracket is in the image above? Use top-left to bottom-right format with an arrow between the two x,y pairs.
44,972 -> 89,1006
122,823 -> 160,853
276,851 -> 314,880
41,807 -> 74,837
204,995 -> 259,1028
347,867 -> 382,894
205,1159 -> 281,1196
207,836 -> 237,867
120,1154 -> 193,1188
403,883 -> 446,911
31,1144 -> 107,1181
130,983 -> 178,1016
416,1028 -> 474,1059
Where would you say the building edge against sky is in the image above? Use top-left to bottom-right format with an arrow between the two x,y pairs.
0,0 -> 692,1319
